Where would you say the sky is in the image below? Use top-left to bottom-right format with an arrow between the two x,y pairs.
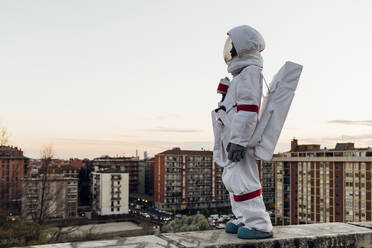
1,0 -> 372,159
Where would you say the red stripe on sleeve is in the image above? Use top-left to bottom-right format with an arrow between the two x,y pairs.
217,83 -> 229,93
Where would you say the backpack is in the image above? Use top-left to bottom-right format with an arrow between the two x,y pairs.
248,61 -> 303,161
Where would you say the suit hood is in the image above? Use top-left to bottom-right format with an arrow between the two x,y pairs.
226,25 -> 265,75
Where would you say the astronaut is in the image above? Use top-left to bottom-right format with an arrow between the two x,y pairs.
213,25 -> 273,239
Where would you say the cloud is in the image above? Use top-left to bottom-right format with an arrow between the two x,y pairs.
301,134 -> 372,143
297,133 -> 372,150
41,137 -> 213,159
55,138 -> 171,146
145,127 -> 202,133
180,141 -> 213,150
328,134 -> 372,141
328,120 -> 372,126
152,114 -> 182,121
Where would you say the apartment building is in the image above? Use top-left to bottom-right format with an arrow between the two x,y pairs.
91,172 -> 129,216
22,174 -> 78,219
154,148 -> 230,211
257,160 -> 276,211
92,156 -> 139,194
273,139 -> 372,225
137,158 -> 154,204
145,158 -> 155,196
0,146 -> 29,213
29,159 -> 79,178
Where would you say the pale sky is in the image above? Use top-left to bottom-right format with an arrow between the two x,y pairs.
1,0 -> 372,159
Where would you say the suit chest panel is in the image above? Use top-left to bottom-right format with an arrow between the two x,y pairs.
222,77 -> 238,113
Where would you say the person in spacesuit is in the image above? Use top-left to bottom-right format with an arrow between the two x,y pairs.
213,25 -> 273,239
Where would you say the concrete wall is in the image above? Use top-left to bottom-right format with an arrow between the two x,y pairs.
25,222 -> 372,248
99,173 -> 111,215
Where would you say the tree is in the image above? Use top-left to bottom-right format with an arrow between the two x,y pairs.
23,145 -> 65,224
78,160 -> 93,206
37,145 -> 54,224
161,215 -> 211,233
0,209 -> 46,247
0,126 -> 9,146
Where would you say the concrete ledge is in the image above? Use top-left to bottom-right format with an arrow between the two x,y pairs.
24,222 -> 372,248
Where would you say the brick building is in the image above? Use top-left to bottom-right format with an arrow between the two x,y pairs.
273,139 -> 372,225
154,148 -> 229,211
257,160 -> 276,211
0,146 -> 29,213
29,159 -> 80,178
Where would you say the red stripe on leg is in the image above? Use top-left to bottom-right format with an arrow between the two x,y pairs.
233,189 -> 262,201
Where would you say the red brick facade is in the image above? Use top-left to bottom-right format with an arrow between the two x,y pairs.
0,146 -> 29,213
154,148 -> 229,211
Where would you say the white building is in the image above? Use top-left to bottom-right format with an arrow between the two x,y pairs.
22,174 -> 78,220
92,172 -> 129,216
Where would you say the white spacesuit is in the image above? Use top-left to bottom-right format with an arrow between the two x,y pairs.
212,25 -> 273,239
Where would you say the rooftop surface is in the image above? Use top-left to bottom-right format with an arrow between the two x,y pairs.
24,222 -> 372,248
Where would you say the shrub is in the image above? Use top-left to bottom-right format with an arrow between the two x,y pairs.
161,214 -> 211,233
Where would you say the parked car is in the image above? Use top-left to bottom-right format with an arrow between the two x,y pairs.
209,214 -> 219,220
162,216 -> 171,221
219,215 -> 230,222
216,223 -> 226,229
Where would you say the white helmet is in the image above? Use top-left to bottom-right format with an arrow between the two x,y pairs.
223,25 -> 265,63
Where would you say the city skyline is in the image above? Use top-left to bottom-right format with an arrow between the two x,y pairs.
1,0 -> 372,159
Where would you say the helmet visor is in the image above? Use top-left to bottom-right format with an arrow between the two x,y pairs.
223,36 -> 234,63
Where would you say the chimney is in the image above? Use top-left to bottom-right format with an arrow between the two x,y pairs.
291,138 -> 298,152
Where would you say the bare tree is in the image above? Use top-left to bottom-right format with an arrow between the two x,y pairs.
23,145 -> 65,224
38,145 -> 52,224
0,126 -> 9,146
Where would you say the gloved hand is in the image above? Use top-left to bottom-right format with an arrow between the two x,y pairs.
227,142 -> 246,162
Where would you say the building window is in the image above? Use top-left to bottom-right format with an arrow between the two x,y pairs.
117,207 -> 120,211
111,208 -> 114,212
